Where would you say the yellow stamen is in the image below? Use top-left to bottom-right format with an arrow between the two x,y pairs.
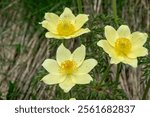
115,38 -> 131,56
57,19 -> 75,36
60,60 -> 77,75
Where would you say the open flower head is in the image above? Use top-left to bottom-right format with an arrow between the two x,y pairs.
41,44 -> 97,93
41,7 -> 90,39
97,25 -> 148,67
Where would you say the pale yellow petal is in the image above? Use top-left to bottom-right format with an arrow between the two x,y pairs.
42,59 -> 59,74
110,57 -> 121,64
56,43 -> 71,65
45,32 -> 62,39
123,58 -> 137,68
128,47 -> 148,58
97,40 -> 116,57
69,28 -> 90,38
71,44 -> 85,66
41,20 -> 57,34
131,32 -> 148,48
44,13 -> 59,22
117,25 -> 131,38
46,28 -> 90,39
42,13 -> 59,33
105,25 -> 118,46
59,76 -> 75,93
72,74 -> 93,84
41,74 -> 65,85
76,59 -> 97,74
75,14 -> 89,30
60,7 -> 75,21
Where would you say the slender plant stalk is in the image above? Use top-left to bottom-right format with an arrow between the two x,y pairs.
115,63 -> 122,85
142,78 -> 150,99
77,0 -> 83,13
112,0 -> 118,27
77,0 -> 83,45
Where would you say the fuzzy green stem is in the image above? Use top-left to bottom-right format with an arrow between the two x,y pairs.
76,0 -> 83,45
112,0 -> 118,27
99,64 -> 112,85
77,0 -> 83,13
115,63 -> 122,85
142,78 -> 150,99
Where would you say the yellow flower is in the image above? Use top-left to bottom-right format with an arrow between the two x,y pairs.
41,7 -> 90,39
41,44 -> 97,93
97,25 -> 148,67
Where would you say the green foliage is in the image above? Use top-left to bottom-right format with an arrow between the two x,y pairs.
0,0 -> 10,9
139,36 -> 150,80
6,81 -> 21,100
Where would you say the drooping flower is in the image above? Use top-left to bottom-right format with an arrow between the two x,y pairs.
97,25 -> 148,67
41,7 -> 90,39
41,44 -> 97,93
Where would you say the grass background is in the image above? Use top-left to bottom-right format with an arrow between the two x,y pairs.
0,0 -> 150,100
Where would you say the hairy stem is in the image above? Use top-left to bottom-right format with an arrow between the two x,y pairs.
112,0 -> 118,27
77,0 -> 83,13
115,63 -> 122,86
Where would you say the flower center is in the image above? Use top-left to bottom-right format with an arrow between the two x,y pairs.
60,60 -> 77,75
115,38 -> 131,56
57,19 -> 75,36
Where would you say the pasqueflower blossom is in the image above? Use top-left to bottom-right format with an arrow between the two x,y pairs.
41,7 -> 90,39
97,25 -> 148,67
41,44 -> 97,92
